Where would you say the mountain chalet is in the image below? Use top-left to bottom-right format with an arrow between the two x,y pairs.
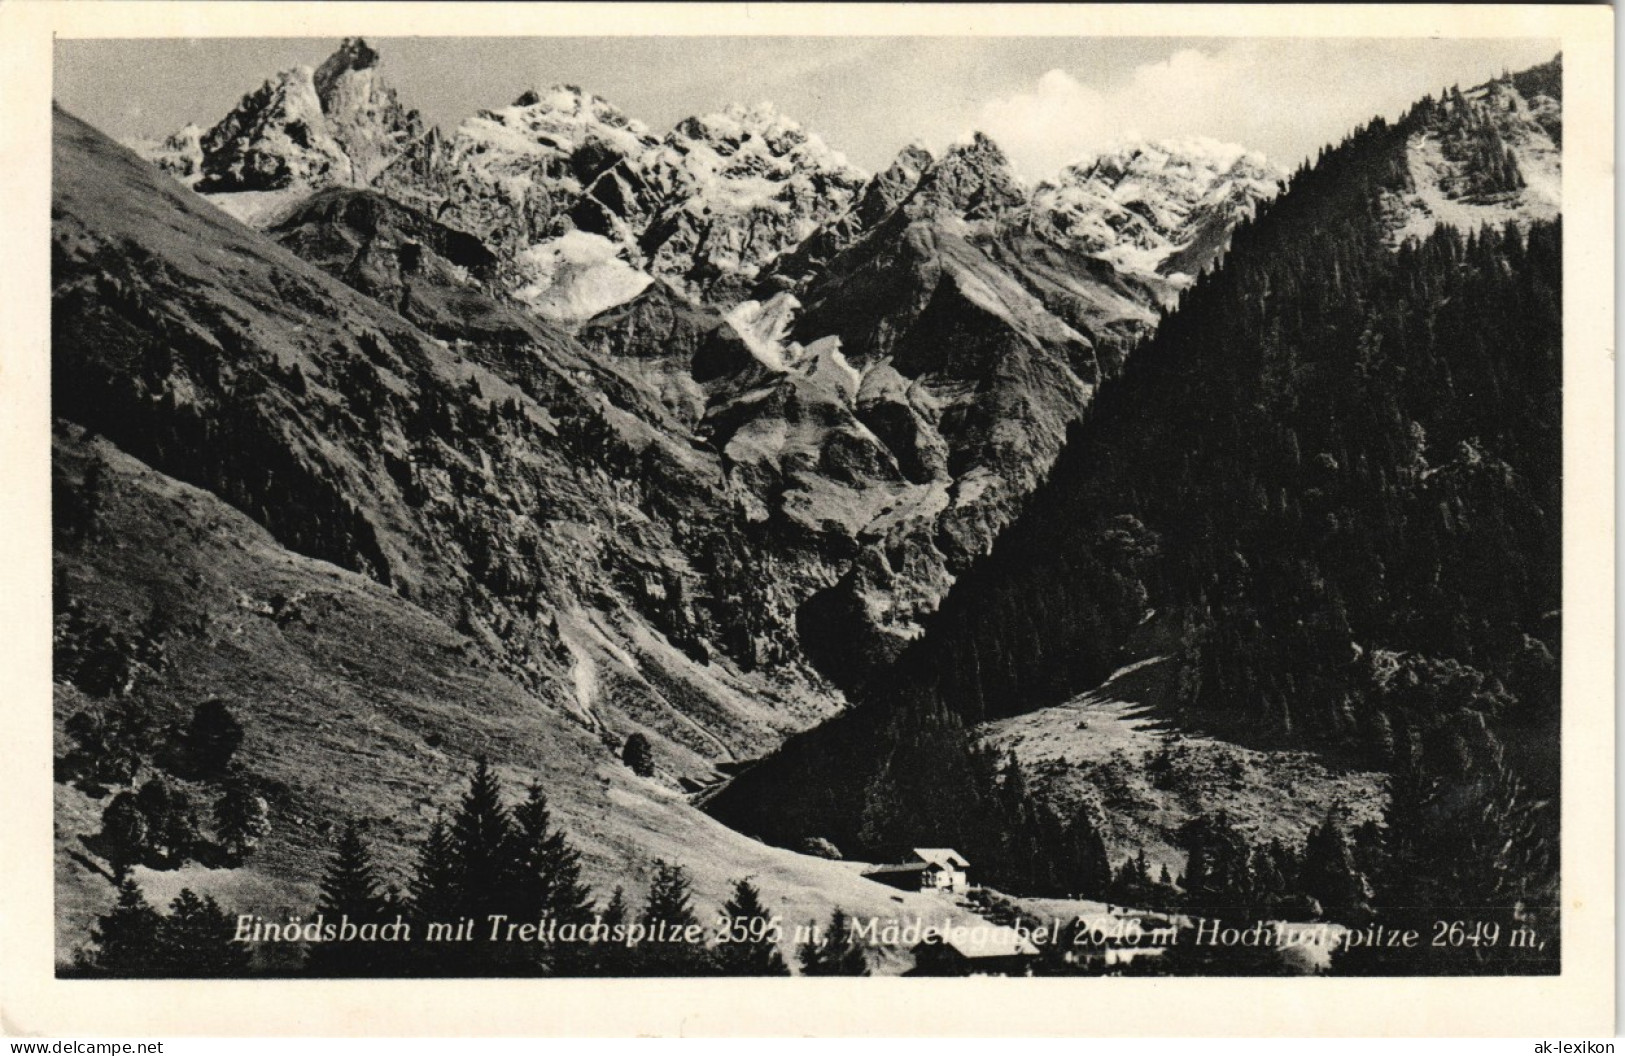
863,848 -> 971,894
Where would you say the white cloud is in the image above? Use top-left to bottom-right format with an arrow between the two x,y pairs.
976,47 -> 1263,180
973,40 -> 1557,183
976,68 -> 1117,179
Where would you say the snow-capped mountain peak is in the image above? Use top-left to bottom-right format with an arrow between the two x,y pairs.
489,84 -> 655,158
1078,136 -> 1266,183
1030,135 -> 1282,288
620,101 -> 868,300
660,101 -> 859,185
366,81 -> 660,268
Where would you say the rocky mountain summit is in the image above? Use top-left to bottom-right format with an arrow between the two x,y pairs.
1030,137 -> 1282,297
373,85 -> 659,263
193,37 -> 422,194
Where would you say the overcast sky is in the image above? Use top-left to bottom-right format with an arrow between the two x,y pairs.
55,36 -> 1559,180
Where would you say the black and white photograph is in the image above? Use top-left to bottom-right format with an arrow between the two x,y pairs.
2,0 -> 1614,1039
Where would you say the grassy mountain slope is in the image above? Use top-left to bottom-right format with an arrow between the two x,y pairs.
53,105 -> 845,786
54,424 -> 984,970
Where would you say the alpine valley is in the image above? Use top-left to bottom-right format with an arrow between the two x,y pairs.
54,41 -> 1562,977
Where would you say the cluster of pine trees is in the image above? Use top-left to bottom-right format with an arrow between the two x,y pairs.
75,759 -> 871,978
713,696 -> 1119,899
1426,85 -> 1528,199
1174,812 -> 1372,925
76,883 -> 251,978
57,684 -> 274,874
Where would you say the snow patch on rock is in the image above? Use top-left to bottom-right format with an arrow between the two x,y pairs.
724,293 -> 803,372
513,230 -> 653,323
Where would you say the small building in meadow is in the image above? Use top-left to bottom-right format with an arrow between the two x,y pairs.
863,848 -> 970,894
910,924 -> 1039,976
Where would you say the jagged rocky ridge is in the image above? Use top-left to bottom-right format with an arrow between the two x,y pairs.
1030,137 -> 1282,295
126,36 -> 1283,699
198,37 -> 423,193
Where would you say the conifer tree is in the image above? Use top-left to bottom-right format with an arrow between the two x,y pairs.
409,816 -> 461,923
80,877 -> 164,976
505,782 -> 593,924
589,886 -> 631,976
1300,813 -> 1371,923
1178,814 -> 1253,920
157,888 -> 251,977
305,822 -> 394,976
639,860 -> 699,931
401,816 -> 463,974
1070,813 -> 1113,899
449,757 -> 512,921
505,782 -> 595,972
636,860 -> 712,975
715,879 -> 788,975
798,908 -> 868,976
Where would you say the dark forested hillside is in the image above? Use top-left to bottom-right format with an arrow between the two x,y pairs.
916,148 -> 1561,756
706,76 -> 1562,958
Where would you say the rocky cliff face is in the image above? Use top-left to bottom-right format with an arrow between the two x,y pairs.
312,37 -> 425,186
373,85 -> 658,262
267,186 -> 507,340
573,102 -> 868,303
762,140 -> 935,291
196,66 -> 354,192
657,105 -> 865,297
